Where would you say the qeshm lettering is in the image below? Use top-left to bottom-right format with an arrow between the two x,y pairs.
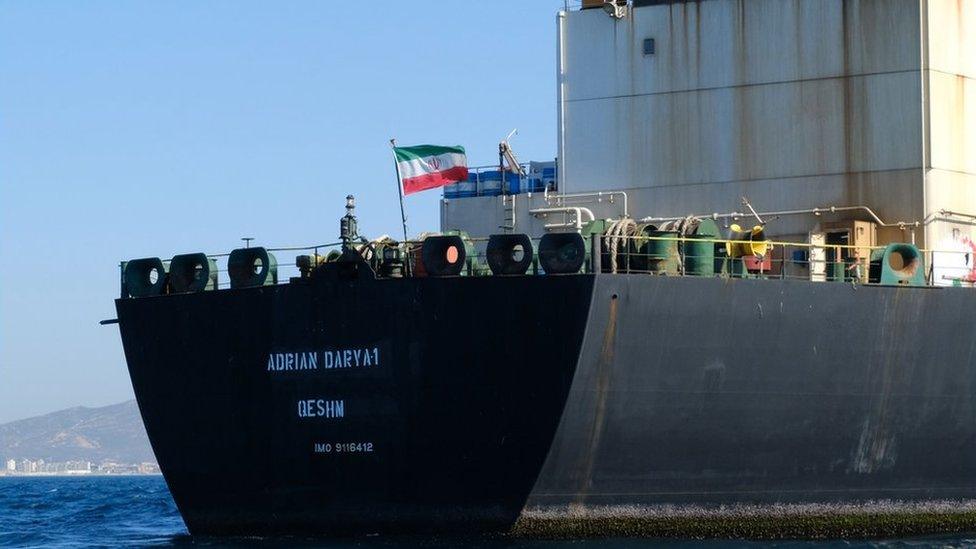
297,399 -> 345,419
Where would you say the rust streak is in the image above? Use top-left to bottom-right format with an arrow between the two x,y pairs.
575,294 -> 619,505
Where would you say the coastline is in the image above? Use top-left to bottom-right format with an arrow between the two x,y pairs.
0,472 -> 162,478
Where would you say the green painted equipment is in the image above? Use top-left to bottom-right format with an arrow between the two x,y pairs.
684,218 -> 719,276
372,240 -> 405,278
626,221 -> 681,275
325,249 -> 343,262
624,223 -> 679,274
169,253 -> 218,293
581,220 -> 608,238
123,257 -> 168,298
622,223 -> 656,273
827,258 -> 847,282
580,220 -> 615,272
869,243 -> 926,286
228,247 -> 278,289
645,231 -> 681,274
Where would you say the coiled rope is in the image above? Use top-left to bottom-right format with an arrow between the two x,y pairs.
603,215 -> 704,274
603,217 -> 637,273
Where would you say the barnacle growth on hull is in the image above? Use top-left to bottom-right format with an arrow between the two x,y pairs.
513,501 -> 976,540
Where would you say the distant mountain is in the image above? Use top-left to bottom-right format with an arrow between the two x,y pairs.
0,400 -> 155,464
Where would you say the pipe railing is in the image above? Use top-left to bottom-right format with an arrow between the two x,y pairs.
120,233 -> 976,297
529,207 -> 596,231
584,234 -> 975,287
543,189 -> 628,218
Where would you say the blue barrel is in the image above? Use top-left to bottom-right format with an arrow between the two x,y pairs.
542,167 -> 557,191
504,172 -> 520,194
480,170 -> 502,196
457,172 -> 478,197
443,182 -> 460,199
535,174 -> 547,191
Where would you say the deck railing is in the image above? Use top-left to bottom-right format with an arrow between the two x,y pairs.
119,233 -> 976,297
413,234 -> 975,288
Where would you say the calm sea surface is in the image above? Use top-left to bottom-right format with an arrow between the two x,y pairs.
1,476 -> 975,548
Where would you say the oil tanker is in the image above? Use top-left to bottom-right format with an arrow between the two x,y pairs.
113,0 -> 976,539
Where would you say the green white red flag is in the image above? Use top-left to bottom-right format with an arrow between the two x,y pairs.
393,144 -> 468,195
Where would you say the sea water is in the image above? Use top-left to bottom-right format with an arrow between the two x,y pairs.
1,476 -> 974,548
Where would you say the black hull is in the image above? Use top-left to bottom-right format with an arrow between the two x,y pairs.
116,274 -> 976,536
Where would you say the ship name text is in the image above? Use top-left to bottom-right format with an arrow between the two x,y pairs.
267,346 -> 381,373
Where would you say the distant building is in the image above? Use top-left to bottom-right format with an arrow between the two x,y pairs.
64,461 -> 92,474
1,457 -> 154,475
138,462 -> 160,475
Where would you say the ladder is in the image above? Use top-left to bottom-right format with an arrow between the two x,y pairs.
501,195 -> 516,232
498,130 -> 525,233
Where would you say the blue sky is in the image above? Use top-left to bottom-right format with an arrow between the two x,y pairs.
0,1 -> 563,423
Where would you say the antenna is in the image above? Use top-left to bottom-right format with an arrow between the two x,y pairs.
241,237 -> 254,248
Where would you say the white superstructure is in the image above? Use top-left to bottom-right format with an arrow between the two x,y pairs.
442,0 -> 974,250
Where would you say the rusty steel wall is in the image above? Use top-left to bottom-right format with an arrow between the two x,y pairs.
441,0 -> 974,249
558,0 -> 927,238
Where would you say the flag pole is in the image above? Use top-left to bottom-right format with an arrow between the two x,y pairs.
389,138 -> 409,243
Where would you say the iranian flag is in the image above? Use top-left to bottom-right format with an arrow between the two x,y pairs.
394,144 -> 468,195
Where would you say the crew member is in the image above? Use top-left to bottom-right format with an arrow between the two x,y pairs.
846,249 -> 863,283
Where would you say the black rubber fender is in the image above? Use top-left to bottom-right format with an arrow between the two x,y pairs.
539,233 -> 586,274
487,234 -> 534,275
228,247 -> 278,289
169,253 -> 218,293
123,257 -> 168,298
421,235 -> 467,277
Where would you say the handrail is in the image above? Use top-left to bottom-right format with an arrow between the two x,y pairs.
634,234 -> 882,251
198,241 -> 342,261
639,205 -> 976,246
529,206 -> 596,231
543,188 -> 628,217
640,205 -> 916,229
626,234 -> 961,255
119,232 -> 976,298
